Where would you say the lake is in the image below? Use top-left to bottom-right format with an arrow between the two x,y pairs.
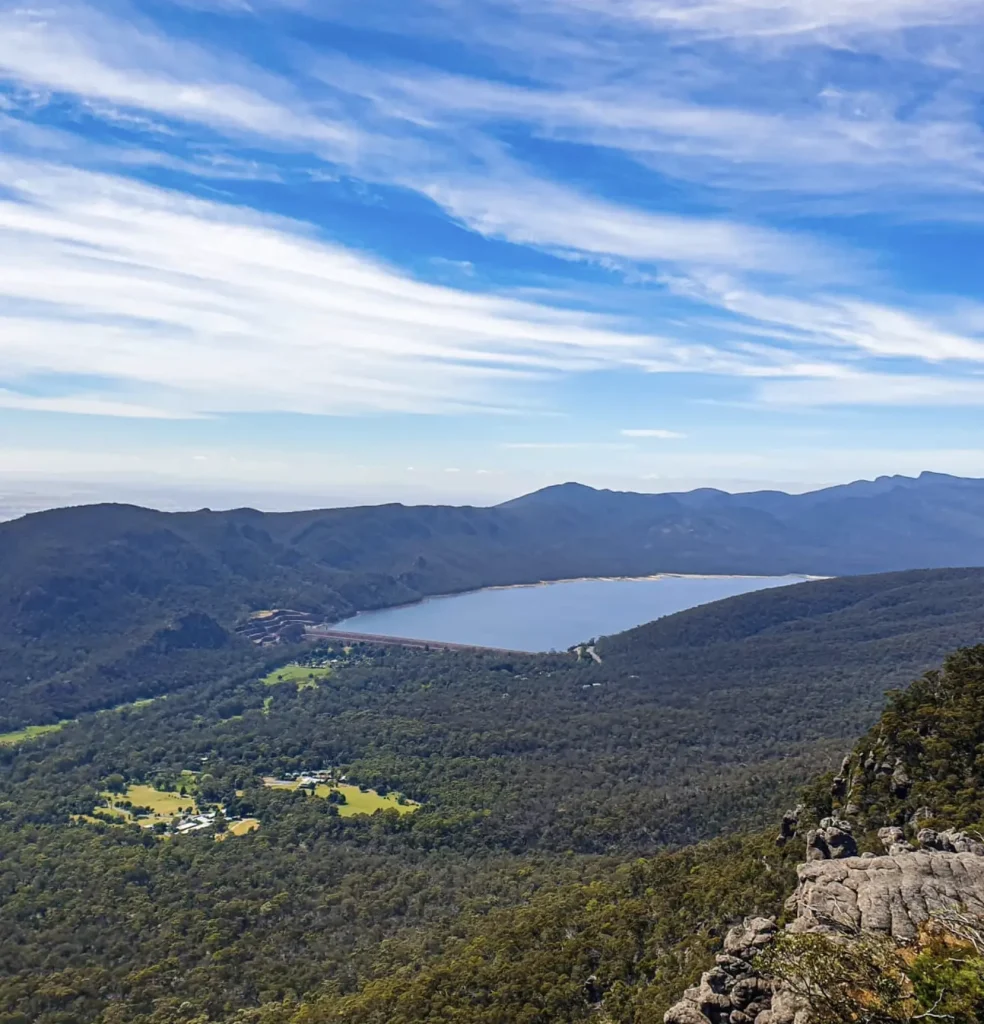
331,574 -> 813,652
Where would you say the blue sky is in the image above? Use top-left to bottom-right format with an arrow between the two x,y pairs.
2,0 -> 984,509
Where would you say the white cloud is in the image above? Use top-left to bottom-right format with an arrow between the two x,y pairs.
0,5 -> 851,277
755,371 -> 984,407
1,158 -> 759,418
621,429 -> 686,438
0,389 -> 195,418
0,6 -> 355,150
663,272 -> 984,365
314,52 -> 984,215
0,0 -> 982,432
557,0 -> 984,38
420,168 -> 837,277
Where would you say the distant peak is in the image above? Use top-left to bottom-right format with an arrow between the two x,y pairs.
497,482 -> 602,508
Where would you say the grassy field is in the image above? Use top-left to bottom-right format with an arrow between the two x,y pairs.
262,778 -> 419,817
224,818 -> 261,836
330,784 -> 419,817
0,696 -> 164,748
261,662 -> 332,690
0,722 -> 68,746
102,784 -> 198,827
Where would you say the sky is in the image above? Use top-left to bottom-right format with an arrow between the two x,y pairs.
2,0 -> 984,511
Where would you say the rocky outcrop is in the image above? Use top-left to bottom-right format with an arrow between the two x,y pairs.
917,827 -> 984,856
876,826 -> 914,855
775,807 -> 800,847
786,851 -> 984,941
804,818 -> 857,861
664,845 -> 984,1024
663,917 -> 801,1024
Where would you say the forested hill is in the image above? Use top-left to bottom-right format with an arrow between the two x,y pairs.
4,471 -> 984,728
2,573 -> 984,1022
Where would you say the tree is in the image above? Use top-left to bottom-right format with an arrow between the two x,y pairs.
105,774 -> 126,794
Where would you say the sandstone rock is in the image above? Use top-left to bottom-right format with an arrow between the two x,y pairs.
730,976 -> 773,1009
788,851 -> 984,941
664,919 -> 779,1024
917,827 -> 984,855
663,837 -> 984,1024
700,966 -> 732,996
939,829 -> 984,856
890,762 -> 911,798
724,917 -> 777,959
806,818 -> 857,860
716,954 -> 751,973
909,806 -> 934,827
768,988 -> 811,1024
664,1000 -> 712,1024
776,808 -> 799,847
917,827 -> 940,849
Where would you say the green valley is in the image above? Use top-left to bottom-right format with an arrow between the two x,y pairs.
0,567 -> 983,1023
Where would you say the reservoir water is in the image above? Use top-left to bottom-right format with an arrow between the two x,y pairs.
331,574 -> 812,652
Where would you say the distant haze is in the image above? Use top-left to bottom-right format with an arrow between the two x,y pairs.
0,469 -> 979,521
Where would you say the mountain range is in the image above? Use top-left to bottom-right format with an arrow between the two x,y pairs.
4,470 -> 984,729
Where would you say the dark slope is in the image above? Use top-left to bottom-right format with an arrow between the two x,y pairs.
4,472 -> 984,727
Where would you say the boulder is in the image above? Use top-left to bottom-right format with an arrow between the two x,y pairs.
716,954 -> 752,976
917,827 -> 940,849
806,818 -> 857,860
940,829 -> 984,856
724,917 -> 777,960
919,828 -> 984,856
730,976 -> 773,1010
776,808 -> 800,847
877,826 -> 915,855
664,1001 -> 712,1024
890,762 -> 911,798
768,988 -> 811,1024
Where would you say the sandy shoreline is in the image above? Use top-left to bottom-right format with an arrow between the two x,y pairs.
480,572 -> 826,591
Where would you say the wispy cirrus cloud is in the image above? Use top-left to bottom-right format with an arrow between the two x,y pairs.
0,3 -> 846,274
550,0 -> 984,38
3,158 -> 771,418
0,5 -> 355,148
756,371 -> 984,407
0,0 -> 983,445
